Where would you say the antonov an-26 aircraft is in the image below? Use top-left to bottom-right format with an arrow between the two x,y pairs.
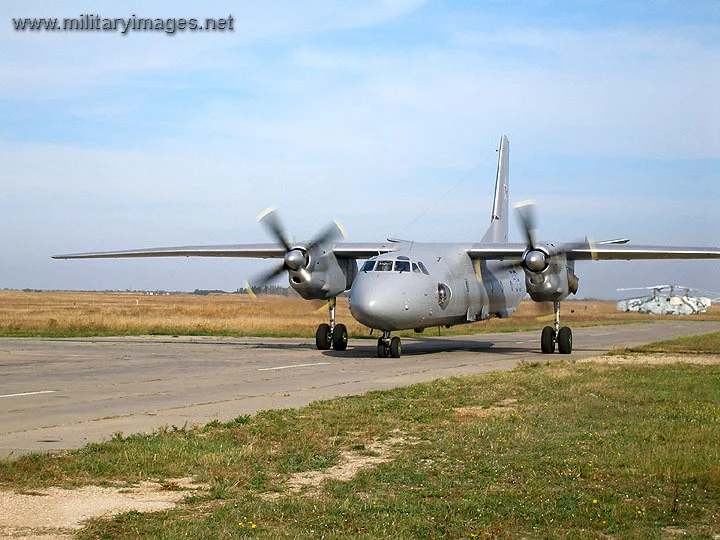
54,136 -> 720,358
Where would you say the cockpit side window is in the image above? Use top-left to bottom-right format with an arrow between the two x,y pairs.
417,261 -> 430,275
412,262 -> 421,273
394,260 -> 411,273
361,260 -> 375,272
376,260 -> 393,272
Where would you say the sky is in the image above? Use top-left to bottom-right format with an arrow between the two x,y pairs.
1,0 -> 719,299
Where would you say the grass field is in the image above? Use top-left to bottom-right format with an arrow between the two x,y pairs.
0,331 -> 718,538
1,289 -> 719,338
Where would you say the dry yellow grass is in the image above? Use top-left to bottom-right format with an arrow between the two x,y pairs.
0,290 -> 718,338
0,290 -> 340,337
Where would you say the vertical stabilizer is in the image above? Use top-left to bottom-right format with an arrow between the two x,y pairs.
481,135 -> 510,243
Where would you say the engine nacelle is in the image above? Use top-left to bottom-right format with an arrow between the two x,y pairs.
524,252 -> 577,303
288,251 -> 357,300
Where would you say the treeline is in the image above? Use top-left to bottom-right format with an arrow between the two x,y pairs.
8,287 -> 298,297
233,285 -> 299,297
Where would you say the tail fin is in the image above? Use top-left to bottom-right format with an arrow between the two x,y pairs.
481,135 -> 510,243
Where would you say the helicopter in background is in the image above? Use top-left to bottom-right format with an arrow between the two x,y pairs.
616,285 -> 720,315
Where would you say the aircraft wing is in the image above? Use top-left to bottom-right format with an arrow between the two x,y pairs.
52,242 -> 399,260
53,244 -> 288,260
466,243 -> 527,260
566,245 -> 720,260
466,243 -> 720,261
53,241 -> 720,262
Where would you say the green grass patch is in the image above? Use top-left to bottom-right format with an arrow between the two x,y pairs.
611,330 -> 720,355
2,356 -> 719,538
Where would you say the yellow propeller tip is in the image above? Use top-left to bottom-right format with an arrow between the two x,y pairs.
333,219 -> 347,239
244,281 -> 257,299
587,236 -> 598,261
256,206 -> 276,222
315,300 -> 332,313
514,199 -> 536,209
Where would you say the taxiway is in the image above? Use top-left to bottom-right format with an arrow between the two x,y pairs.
1,320 -> 718,457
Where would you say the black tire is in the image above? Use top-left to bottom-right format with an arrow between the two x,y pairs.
315,323 -> 331,350
558,326 -> 573,354
377,338 -> 388,358
390,336 -> 402,358
332,324 -> 348,351
541,326 -> 555,354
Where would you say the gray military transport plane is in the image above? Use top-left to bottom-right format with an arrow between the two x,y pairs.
54,136 -> 720,358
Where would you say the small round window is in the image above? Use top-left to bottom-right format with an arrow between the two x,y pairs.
437,283 -> 452,308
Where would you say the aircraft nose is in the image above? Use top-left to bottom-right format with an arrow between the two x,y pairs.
349,276 -> 401,330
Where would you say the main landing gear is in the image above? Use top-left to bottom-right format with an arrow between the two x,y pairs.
377,331 -> 402,358
540,301 -> 572,354
315,298 -> 348,351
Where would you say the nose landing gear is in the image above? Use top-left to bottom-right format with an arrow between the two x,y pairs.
377,331 -> 402,358
540,301 -> 572,354
315,298 -> 348,351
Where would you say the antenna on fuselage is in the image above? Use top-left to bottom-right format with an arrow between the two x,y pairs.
392,143 -> 495,238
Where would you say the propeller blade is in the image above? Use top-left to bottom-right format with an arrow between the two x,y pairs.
514,200 -> 538,249
257,207 -> 292,252
553,236 -> 597,260
252,261 -> 287,286
306,219 -> 346,252
314,300 -> 334,313
243,280 -> 258,300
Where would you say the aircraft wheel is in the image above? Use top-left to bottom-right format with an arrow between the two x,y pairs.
315,323 -> 331,350
557,326 -> 572,354
376,338 -> 388,358
541,326 -> 555,354
390,337 -> 402,358
332,324 -> 348,351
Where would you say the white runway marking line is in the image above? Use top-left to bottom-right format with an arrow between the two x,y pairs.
258,362 -> 332,372
0,390 -> 56,399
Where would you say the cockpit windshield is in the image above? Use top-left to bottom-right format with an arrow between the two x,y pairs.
361,259 -> 429,275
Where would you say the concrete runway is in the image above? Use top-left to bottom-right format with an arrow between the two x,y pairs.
1,320 -> 718,458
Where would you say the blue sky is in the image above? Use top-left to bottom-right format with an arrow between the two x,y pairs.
1,0 -> 718,298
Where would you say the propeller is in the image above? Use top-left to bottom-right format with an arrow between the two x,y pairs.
251,207 -> 346,287
504,200 -> 596,274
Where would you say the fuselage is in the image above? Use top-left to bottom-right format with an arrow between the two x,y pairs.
348,243 -> 526,332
